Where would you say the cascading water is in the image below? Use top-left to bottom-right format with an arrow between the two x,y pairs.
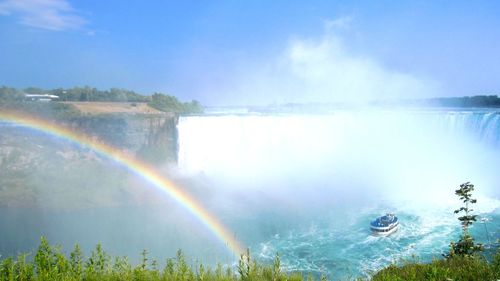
177,109 -> 500,279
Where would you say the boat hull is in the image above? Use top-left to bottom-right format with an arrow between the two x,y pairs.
371,223 -> 399,236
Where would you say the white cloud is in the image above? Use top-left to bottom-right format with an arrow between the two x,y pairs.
0,0 -> 86,31
208,19 -> 440,105
282,32 -> 435,102
323,16 -> 352,30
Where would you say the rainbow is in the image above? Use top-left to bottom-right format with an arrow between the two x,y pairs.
0,109 -> 245,257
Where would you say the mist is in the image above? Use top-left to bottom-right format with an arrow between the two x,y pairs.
178,112 -> 500,202
0,124 -> 236,263
193,21 -> 440,106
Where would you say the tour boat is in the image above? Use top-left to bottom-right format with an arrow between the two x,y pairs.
370,213 -> 399,236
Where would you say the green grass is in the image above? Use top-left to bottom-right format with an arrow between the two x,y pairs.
372,252 -> 500,281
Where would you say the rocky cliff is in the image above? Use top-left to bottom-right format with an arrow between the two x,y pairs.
63,113 -> 179,163
0,112 -> 179,208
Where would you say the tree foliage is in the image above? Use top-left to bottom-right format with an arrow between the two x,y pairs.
430,95 -> 500,107
446,182 -> 484,258
148,93 -> 203,114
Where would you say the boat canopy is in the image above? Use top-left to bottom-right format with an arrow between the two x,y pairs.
370,213 -> 398,228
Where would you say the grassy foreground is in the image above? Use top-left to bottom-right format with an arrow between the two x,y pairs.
0,238 -> 307,281
1,240 -> 500,281
4,238 -> 499,281
372,252 -> 500,281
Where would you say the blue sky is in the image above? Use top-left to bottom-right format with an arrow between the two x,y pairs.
0,0 -> 499,105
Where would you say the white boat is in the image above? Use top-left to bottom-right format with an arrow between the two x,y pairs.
370,213 -> 399,236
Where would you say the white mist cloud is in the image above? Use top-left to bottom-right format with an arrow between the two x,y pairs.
285,34 -> 435,102
214,19 -> 440,105
0,0 -> 86,31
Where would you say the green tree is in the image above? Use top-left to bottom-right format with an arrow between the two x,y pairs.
148,93 -> 203,114
447,182 -> 484,258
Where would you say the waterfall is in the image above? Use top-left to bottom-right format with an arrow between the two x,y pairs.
176,109 -> 500,199
439,111 -> 500,145
177,110 -> 500,175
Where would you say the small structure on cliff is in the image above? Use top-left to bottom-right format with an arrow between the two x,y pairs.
24,94 -> 59,102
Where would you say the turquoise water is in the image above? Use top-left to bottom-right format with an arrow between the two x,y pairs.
249,206 -> 500,279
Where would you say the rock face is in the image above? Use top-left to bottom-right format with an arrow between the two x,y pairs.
0,113 -> 179,208
64,113 -> 179,163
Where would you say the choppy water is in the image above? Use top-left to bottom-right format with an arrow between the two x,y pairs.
250,204 -> 500,279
